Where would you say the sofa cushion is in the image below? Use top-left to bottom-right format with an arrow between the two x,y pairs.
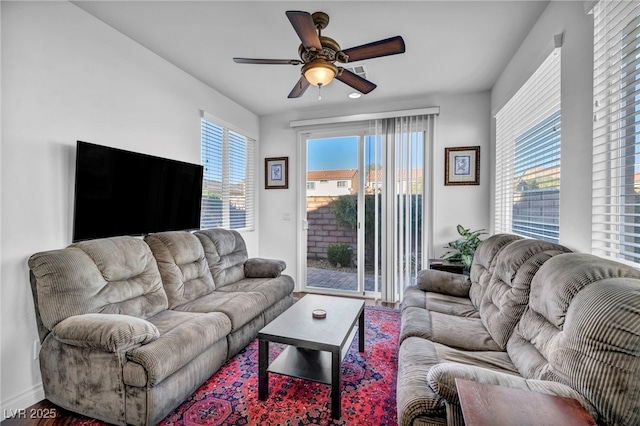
195,228 -> 248,288
52,314 -> 159,352
401,285 -> 479,317
124,310 -> 231,387
145,231 -> 216,308
400,307 -> 501,351
478,239 -> 571,349
424,293 -> 479,318
397,336 -> 518,426
245,258 -> 286,278
402,281 -> 479,318
28,236 -> 168,331
416,269 -> 471,297
172,290 -> 269,332
508,253 -> 640,426
215,276 -> 295,308
468,234 -> 523,308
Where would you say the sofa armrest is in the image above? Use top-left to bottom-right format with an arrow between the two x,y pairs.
426,363 -> 598,420
416,269 -> 471,297
245,257 -> 286,278
52,313 -> 159,352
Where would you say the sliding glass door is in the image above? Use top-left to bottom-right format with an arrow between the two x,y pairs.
298,115 -> 434,302
304,133 -> 370,295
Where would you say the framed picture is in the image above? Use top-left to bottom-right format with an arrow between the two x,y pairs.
265,157 -> 289,189
445,146 -> 480,185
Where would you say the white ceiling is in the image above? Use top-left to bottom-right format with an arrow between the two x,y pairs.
72,1 -> 549,117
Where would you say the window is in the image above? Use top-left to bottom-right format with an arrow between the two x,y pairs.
593,1 -> 640,264
495,49 -> 561,243
307,182 -> 315,190
337,180 -> 348,188
201,117 -> 254,230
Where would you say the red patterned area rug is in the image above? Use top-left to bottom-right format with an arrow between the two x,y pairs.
72,306 -> 400,426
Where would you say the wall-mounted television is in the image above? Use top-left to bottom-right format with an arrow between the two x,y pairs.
73,141 -> 203,242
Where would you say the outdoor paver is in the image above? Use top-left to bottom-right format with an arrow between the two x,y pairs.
307,267 -> 378,292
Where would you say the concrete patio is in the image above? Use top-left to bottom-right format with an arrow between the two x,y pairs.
306,267 -> 378,292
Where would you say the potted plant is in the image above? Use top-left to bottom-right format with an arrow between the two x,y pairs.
441,225 -> 486,271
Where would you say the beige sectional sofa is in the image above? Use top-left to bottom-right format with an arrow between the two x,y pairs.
28,228 -> 294,426
397,233 -> 640,426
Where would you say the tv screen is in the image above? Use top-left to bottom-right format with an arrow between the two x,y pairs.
73,141 -> 203,242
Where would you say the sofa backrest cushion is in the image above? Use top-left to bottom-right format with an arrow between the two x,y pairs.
508,253 -> 640,426
145,231 -> 216,309
195,228 -> 248,288
478,239 -> 571,348
28,236 -> 168,333
469,233 -> 523,308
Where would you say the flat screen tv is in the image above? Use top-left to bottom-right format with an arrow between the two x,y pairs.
73,141 -> 203,242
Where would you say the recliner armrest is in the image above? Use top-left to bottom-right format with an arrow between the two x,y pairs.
416,269 -> 471,297
245,257 -> 286,278
52,313 -> 159,352
426,362 -> 598,420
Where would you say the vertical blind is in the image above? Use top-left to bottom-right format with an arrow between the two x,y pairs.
593,1 -> 640,263
201,118 -> 255,230
370,114 -> 435,302
495,49 -> 562,242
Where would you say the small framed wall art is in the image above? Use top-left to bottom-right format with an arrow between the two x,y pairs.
265,157 -> 289,189
444,146 -> 480,186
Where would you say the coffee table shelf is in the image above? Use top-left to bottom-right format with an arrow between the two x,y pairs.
266,327 -> 358,384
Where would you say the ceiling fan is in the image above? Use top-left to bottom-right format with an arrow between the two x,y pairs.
233,11 -> 406,99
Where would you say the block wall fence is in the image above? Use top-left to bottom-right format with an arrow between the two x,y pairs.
306,196 -> 357,261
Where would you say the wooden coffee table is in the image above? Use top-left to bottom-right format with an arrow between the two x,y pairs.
257,294 -> 365,419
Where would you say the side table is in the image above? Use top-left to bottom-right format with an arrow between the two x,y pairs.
428,258 -> 465,275
455,378 -> 596,426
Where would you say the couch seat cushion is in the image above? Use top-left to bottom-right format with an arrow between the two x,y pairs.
397,336 -> 518,426
123,310 -> 231,387
215,276 -> 294,307
425,293 -> 480,318
402,285 -> 480,318
400,307 -> 501,351
172,290 -> 268,332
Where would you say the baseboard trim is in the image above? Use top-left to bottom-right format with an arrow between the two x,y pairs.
1,383 -> 44,417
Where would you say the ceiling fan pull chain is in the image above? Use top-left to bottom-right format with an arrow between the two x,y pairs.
318,82 -> 323,100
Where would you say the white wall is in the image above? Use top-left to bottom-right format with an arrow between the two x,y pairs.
0,1 -> 258,411
259,92 -> 491,287
491,1 -> 593,252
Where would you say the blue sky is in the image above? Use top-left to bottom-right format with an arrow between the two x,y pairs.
307,136 -> 358,170
307,134 -> 424,171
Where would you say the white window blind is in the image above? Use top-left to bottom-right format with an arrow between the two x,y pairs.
593,1 -> 640,264
495,49 -> 562,242
201,118 -> 255,230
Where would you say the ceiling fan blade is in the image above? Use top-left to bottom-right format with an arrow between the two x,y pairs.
233,58 -> 302,65
341,36 -> 406,62
286,11 -> 322,51
336,69 -> 377,94
288,76 -> 311,98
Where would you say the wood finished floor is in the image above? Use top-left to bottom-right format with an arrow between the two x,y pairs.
2,293 -> 398,426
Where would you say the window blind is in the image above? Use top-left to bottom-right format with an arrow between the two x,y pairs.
593,1 -> 640,264
369,114 -> 435,302
201,118 -> 255,230
495,49 -> 562,242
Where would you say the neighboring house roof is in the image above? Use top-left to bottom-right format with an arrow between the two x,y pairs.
365,169 -> 423,182
307,169 -> 357,181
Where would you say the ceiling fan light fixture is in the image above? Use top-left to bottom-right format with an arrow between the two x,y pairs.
302,60 -> 338,87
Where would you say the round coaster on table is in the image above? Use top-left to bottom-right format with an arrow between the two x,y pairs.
312,309 -> 327,319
